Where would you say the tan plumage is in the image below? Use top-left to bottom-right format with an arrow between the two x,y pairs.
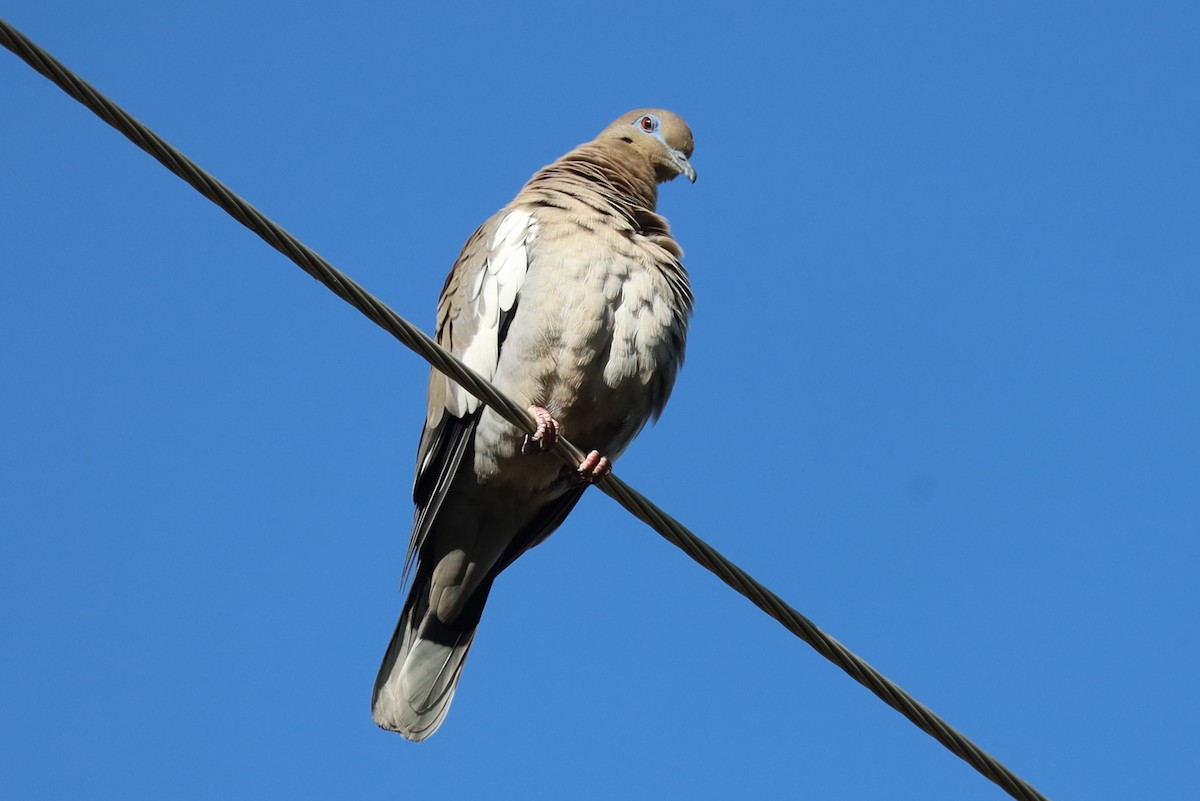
372,109 -> 696,740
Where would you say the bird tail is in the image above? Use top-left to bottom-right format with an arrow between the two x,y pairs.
371,576 -> 493,741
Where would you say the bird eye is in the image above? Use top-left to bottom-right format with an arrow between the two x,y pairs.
639,115 -> 659,133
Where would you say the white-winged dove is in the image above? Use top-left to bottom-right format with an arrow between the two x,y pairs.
372,109 -> 696,741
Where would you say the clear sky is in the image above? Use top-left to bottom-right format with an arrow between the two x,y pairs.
2,3 -> 1197,799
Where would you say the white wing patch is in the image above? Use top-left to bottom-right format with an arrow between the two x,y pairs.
449,209 -> 537,416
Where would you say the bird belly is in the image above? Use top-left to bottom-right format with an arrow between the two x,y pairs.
471,243 -> 682,488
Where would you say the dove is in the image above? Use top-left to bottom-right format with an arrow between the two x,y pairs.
372,109 -> 696,740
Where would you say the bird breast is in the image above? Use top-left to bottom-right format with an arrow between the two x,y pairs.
471,213 -> 686,487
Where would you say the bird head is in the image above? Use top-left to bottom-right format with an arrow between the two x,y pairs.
600,109 -> 696,184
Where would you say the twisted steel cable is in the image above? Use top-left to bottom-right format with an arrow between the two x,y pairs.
1,18 -> 1049,801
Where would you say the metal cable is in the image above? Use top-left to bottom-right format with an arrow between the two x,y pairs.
1,17 -> 1049,801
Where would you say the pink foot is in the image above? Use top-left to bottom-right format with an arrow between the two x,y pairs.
576,450 -> 611,483
521,405 -> 561,454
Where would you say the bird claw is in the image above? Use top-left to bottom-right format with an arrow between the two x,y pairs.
521,405 -> 560,454
576,450 -> 611,483
521,408 -> 609,483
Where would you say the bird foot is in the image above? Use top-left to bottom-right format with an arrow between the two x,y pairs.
521,406 -> 560,454
576,450 -> 611,483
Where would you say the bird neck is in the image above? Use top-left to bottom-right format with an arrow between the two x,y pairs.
524,141 -> 661,217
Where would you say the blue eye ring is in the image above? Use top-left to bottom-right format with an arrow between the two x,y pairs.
637,114 -> 660,133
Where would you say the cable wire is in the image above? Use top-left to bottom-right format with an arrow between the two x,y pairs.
1,17 -> 1049,801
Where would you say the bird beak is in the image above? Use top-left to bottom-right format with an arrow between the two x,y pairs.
672,149 -> 697,183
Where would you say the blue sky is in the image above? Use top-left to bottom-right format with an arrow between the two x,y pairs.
2,3 -> 1197,799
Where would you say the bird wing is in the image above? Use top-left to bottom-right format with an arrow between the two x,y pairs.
405,208 -> 537,578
